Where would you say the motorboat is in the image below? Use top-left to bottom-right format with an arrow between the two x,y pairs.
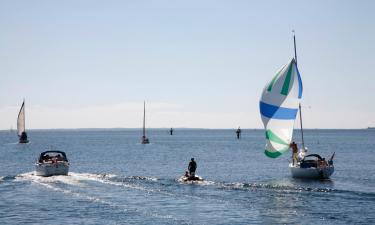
178,174 -> 204,182
289,153 -> 334,179
35,151 -> 69,176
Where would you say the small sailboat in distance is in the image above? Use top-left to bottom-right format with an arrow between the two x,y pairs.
17,100 -> 29,143
141,101 -> 150,144
259,33 -> 334,179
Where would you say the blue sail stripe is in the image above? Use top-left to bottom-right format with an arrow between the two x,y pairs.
296,66 -> 303,99
259,101 -> 298,120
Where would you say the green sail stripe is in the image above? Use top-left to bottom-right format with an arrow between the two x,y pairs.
265,130 -> 289,146
267,65 -> 286,92
264,150 -> 282,158
264,146 -> 289,158
280,62 -> 293,95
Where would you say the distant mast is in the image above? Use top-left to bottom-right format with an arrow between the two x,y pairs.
143,101 -> 146,137
293,31 -> 305,149
141,101 -> 150,144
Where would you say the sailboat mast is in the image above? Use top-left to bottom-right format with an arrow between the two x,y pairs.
23,99 -> 26,132
293,31 -> 305,149
293,33 -> 298,64
143,101 -> 146,137
298,104 -> 305,149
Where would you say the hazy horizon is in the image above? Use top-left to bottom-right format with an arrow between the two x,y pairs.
1,127 -> 372,132
1,0 -> 374,129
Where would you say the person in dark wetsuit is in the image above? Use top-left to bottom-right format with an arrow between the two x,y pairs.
19,131 -> 28,142
236,127 -> 241,139
188,158 -> 197,178
170,128 -> 173,135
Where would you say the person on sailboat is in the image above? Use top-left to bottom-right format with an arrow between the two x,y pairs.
236,127 -> 241,139
298,147 -> 307,160
317,157 -> 329,168
290,142 -> 299,165
20,131 -> 28,142
188,158 -> 197,178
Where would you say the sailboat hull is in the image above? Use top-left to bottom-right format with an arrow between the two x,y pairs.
289,163 -> 334,179
141,137 -> 150,144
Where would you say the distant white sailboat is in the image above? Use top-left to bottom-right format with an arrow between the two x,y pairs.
141,101 -> 150,144
259,33 -> 334,179
17,100 -> 29,143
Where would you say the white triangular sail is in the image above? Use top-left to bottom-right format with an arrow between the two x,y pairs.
259,58 -> 303,158
17,101 -> 26,137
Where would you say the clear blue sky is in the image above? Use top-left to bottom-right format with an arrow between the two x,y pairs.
0,0 -> 374,129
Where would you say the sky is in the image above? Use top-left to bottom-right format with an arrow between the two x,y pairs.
0,0 -> 374,129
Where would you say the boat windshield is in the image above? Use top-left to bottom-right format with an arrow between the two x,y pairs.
38,151 -> 68,163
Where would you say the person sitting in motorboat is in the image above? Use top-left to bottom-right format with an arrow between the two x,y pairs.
188,158 -> 197,178
184,171 -> 189,178
44,154 -> 51,163
55,154 -> 62,161
290,142 -> 299,165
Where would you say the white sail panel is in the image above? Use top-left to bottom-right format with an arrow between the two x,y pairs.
259,59 -> 303,158
17,101 -> 26,136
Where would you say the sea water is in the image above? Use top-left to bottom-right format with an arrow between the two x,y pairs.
0,129 -> 374,224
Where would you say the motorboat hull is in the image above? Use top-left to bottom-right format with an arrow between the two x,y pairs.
178,175 -> 204,183
289,163 -> 334,179
35,162 -> 69,177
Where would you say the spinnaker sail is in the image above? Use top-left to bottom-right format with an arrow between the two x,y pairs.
259,58 -> 303,158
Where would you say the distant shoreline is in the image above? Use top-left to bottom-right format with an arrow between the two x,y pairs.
1,128 -> 373,132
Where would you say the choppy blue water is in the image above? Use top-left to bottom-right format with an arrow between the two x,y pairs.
0,129 -> 374,224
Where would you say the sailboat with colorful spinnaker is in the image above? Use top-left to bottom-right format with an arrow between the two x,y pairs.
259,34 -> 334,179
17,100 -> 29,144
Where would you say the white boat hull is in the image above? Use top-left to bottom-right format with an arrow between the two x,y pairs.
35,162 -> 69,177
289,163 -> 334,179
